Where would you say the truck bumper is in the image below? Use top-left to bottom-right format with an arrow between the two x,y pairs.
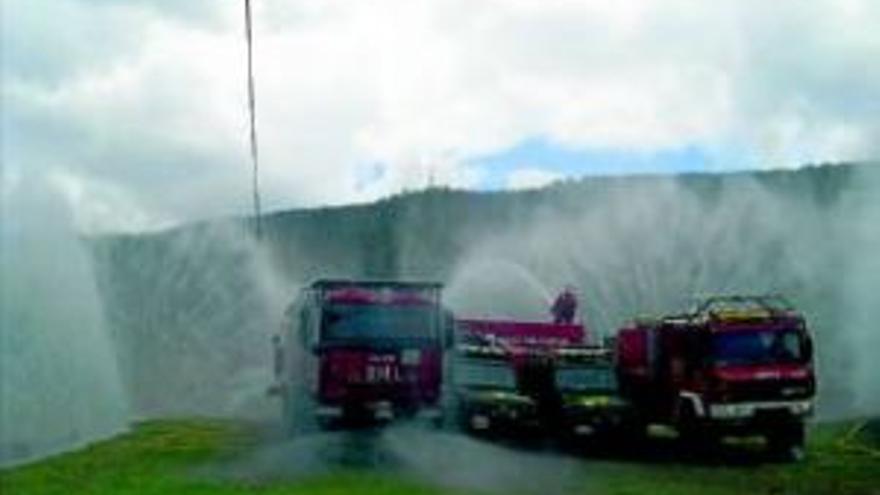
416,406 -> 443,422
461,403 -> 540,433
707,399 -> 813,421
561,405 -> 632,437
317,400 -> 443,424
315,406 -> 345,420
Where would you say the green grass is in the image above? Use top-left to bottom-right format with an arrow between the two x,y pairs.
587,422 -> 880,495
0,420 -> 454,495
1,419 -> 878,495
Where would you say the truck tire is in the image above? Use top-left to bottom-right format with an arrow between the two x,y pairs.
436,390 -> 460,432
279,382 -> 298,437
677,403 -> 717,455
281,380 -> 317,437
767,422 -> 806,462
280,383 -> 296,436
615,418 -> 647,451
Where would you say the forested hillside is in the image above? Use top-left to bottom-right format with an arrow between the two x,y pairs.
90,163 -> 880,421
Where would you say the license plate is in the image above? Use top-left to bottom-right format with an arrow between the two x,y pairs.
366,364 -> 399,383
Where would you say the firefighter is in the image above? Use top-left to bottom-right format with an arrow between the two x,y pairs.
551,286 -> 578,324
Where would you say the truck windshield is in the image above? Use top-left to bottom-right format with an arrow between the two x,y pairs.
555,366 -> 617,392
711,329 -> 805,366
454,359 -> 516,390
321,304 -> 436,343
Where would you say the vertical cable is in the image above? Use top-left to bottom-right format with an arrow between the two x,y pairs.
244,0 -> 262,238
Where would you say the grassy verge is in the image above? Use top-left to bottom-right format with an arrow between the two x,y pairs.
1,419 -> 877,495
594,421 -> 880,495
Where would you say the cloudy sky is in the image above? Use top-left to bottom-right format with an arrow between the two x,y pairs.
2,0 -> 879,231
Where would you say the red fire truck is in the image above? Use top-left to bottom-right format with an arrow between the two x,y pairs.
452,317 -> 631,438
615,295 -> 816,458
273,279 -> 450,432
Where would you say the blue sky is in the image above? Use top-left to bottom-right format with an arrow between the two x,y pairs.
474,139 -> 726,189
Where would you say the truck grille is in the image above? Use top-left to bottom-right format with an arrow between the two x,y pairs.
723,379 -> 812,402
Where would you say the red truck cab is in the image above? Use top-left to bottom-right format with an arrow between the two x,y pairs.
616,295 -> 816,457
276,279 -> 449,430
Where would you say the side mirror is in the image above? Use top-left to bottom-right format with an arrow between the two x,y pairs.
266,384 -> 282,397
803,337 -> 814,362
298,310 -> 310,347
443,310 -> 456,349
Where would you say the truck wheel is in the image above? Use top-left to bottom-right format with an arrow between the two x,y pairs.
281,381 -> 316,437
280,388 -> 296,437
428,407 -> 450,431
615,418 -> 647,451
767,422 -> 806,462
437,392 -> 461,432
677,404 -> 717,455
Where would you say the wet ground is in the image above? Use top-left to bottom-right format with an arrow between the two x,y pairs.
198,419 -> 818,493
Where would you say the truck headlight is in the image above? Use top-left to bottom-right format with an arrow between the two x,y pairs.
471,414 -> 490,430
790,401 -> 813,415
781,386 -> 807,397
574,424 -> 595,435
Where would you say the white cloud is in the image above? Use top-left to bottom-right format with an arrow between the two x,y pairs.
505,168 -> 563,190
2,0 -> 878,231
47,169 -> 169,233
